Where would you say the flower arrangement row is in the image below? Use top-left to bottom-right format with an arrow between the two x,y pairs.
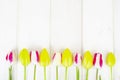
6,48 -> 116,80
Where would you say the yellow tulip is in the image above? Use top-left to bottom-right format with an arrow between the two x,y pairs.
82,51 -> 93,69
39,48 -> 50,80
106,52 -> 116,80
106,52 -> 116,67
61,48 -> 73,67
61,48 -> 73,80
82,51 -> 93,80
19,48 -> 30,66
19,48 -> 30,80
39,48 -> 50,67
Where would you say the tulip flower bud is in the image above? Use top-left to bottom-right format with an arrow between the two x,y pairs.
106,52 -> 116,80
52,52 -> 61,66
61,48 -> 73,67
106,52 -> 116,67
74,53 -> 81,66
82,51 -> 93,69
19,48 -> 30,66
93,53 -> 103,69
39,48 -> 51,67
6,51 -> 16,65
30,50 -> 39,64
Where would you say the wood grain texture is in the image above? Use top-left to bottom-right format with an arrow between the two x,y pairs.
82,0 -> 113,80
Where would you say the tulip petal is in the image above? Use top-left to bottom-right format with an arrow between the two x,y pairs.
82,51 -> 93,69
52,53 -> 56,60
36,51 -> 39,62
61,48 -> 73,67
19,48 -> 30,66
99,54 -> 103,68
6,54 -> 8,61
39,48 -> 50,66
106,52 -> 116,67
9,52 -> 13,63
93,53 -> 97,66
52,53 -> 61,66
30,51 -> 32,61
93,53 -> 103,68
75,54 -> 78,64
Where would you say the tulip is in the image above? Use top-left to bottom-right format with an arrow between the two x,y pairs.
52,53 -> 61,80
39,48 -> 50,80
30,51 -> 39,80
106,52 -> 116,80
74,53 -> 81,80
82,51 -> 93,80
6,52 -> 13,64
93,53 -> 103,80
61,48 -> 73,80
19,48 -> 30,80
6,51 -> 16,80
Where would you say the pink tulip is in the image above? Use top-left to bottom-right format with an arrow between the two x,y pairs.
52,53 -> 61,66
52,52 -> 61,80
6,51 -> 15,64
30,50 -> 39,64
93,53 -> 103,68
74,53 -> 81,80
6,51 -> 16,80
74,53 -> 81,66
30,50 -> 39,80
93,53 -> 103,80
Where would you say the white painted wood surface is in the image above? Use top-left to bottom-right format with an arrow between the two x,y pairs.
82,0 -> 113,80
0,0 -> 119,80
51,0 -> 82,80
17,0 -> 51,80
114,0 -> 120,80
0,0 -> 17,80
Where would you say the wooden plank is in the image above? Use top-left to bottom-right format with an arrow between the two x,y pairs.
114,0 -> 120,79
51,0 -> 82,80
83,0 -> 113,80
18,0 -> 50,50
0,0 -> 17,80
17,0 -> 50,80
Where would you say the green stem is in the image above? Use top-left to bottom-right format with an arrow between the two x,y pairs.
34,65 -> 36,80
24,66 -> 26,80
44,67 -> 46,80
110,67 -> 112,80
56,66 -> 58,80
86,69 -> 89,80
76,67 -> 79,80
99,75 -> 102,80
96,68 -> 98,80
65,67 -> 68,80
9,66 -> 12,80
